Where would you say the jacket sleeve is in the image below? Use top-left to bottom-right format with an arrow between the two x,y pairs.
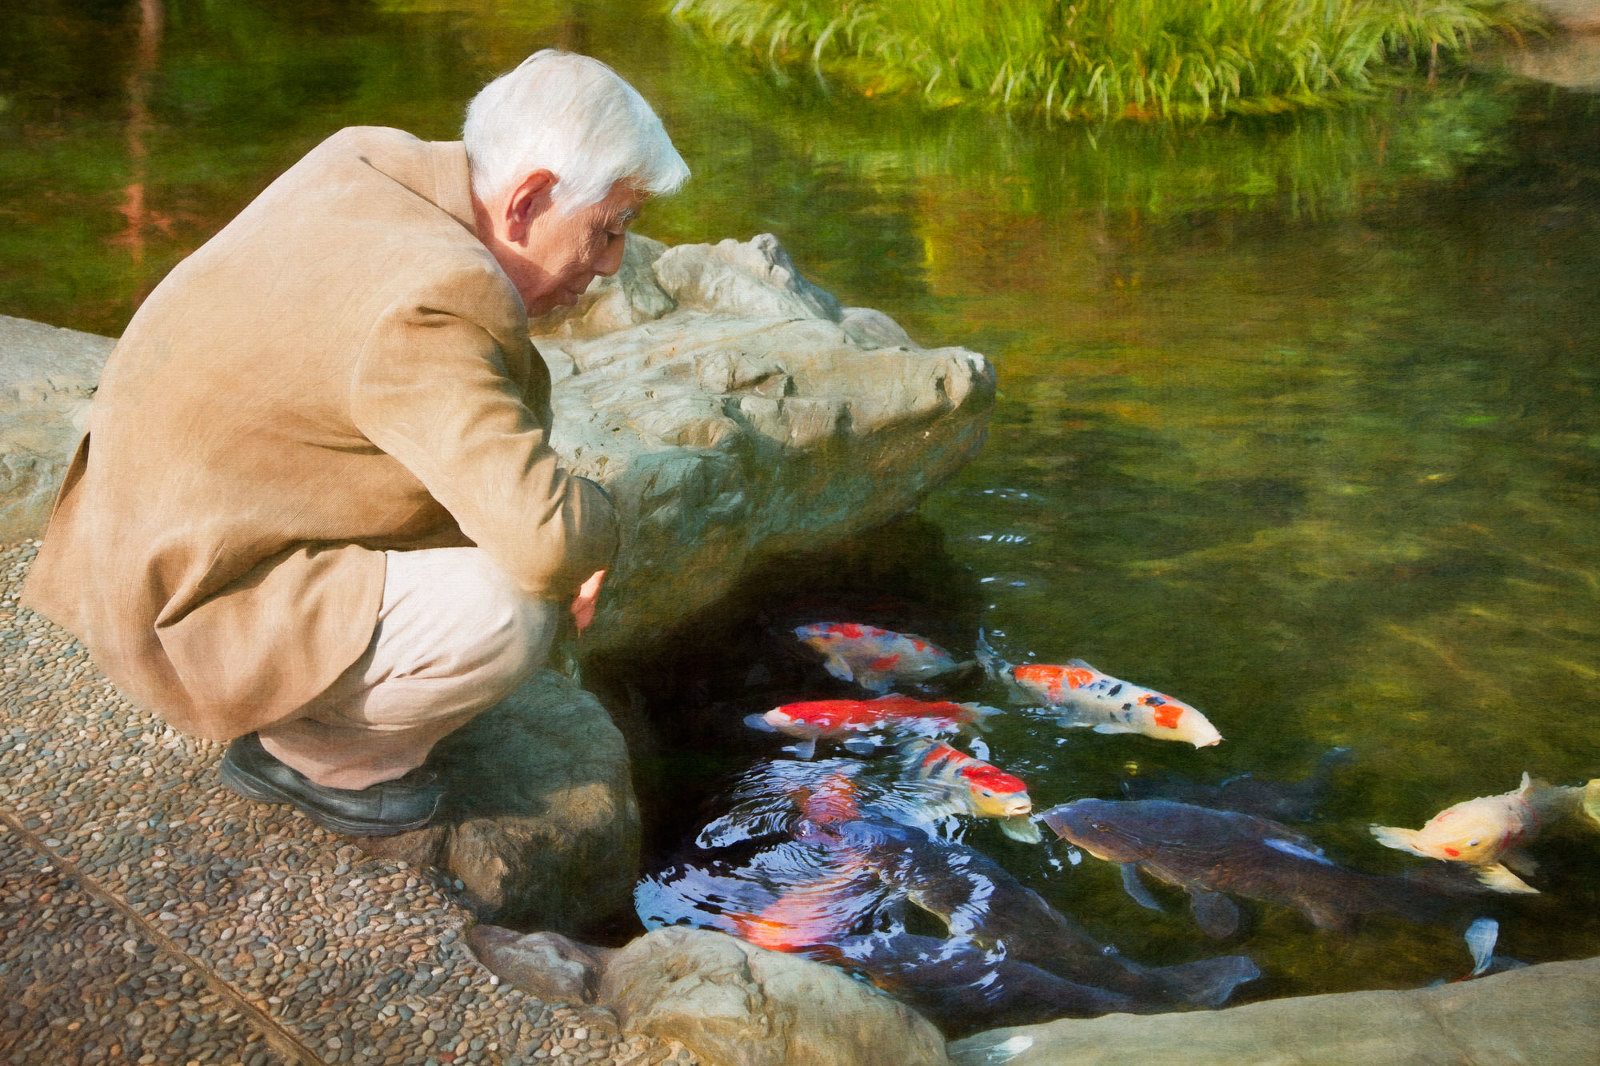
348,270 -> 618,599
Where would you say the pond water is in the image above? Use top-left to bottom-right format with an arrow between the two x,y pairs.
5,0 -> 1598,1027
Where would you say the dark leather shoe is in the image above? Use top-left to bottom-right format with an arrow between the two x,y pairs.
220,733 -> 442,836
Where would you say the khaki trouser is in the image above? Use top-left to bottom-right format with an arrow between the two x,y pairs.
258,547 -> 560,789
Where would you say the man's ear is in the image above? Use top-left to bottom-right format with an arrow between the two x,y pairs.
505,169 -> 558,243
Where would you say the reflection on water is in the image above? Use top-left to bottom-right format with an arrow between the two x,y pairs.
3,0 -> 1598,1012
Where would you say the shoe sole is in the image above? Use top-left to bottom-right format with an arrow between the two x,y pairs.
220,758 -> 436,837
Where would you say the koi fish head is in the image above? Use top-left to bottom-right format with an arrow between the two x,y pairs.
1137,693 -> 1224,747
793,773 -> 863,826
1370,792 -> 1530,865
958,763 -> 1033,819
1039,799 -> 1158,863
761,704 -> 826,738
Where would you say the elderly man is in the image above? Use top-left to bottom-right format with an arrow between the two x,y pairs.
22,51 -> 689,836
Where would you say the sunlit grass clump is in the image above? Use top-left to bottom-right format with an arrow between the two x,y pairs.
669,0 -> 1538,121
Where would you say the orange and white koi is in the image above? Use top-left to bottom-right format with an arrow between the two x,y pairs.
899,738 -> 1041,843
975,632 -> 1222,748
753,695 -> 1000,759
794,622 -> 971,694
1370,773 -> 1584,894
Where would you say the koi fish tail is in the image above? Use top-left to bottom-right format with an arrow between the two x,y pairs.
958,702 -> 1007,733
974,630 -> 1011,682
1369,824 -> 1428,856
1150,953 -> 1261,1009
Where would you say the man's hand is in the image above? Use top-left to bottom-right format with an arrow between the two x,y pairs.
570,569 -> 606,632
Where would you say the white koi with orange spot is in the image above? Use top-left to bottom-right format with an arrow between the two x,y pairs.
1370,772 -> 1585,894
975,632 -> 1222,748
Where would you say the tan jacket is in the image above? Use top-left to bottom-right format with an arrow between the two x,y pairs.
22,127 -> 617,741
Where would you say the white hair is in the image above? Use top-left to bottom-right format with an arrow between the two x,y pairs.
462,50 -> 689,215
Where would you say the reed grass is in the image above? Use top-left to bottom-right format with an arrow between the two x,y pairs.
668,0 -> 1540,121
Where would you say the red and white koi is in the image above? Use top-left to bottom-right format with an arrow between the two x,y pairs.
975,632 -> 1222,748
1370,773 -> 1585,894
794,622 -> 969,694
752,695 -> 1000,759
899,738 -> 1042,843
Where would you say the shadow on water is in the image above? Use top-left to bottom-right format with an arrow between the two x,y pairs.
583,515 -> 988,861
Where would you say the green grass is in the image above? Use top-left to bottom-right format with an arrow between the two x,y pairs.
668,0 -> 1541,121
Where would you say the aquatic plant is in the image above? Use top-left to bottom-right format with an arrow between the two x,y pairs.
668,0 -> 1542,121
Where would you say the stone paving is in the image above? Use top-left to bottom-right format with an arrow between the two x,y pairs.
0,540 -> 694,1066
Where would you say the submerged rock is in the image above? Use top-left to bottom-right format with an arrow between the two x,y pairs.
599,926 -> 952,1066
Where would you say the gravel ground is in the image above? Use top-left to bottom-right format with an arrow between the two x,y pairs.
0,540 -> 696,1066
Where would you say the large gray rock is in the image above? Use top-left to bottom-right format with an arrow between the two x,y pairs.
599,927 -> 952,1066
359,669 -> 640,936
0,314 -> 113,540
948,956 -> 1600,1066
0,235 -> 995,659
534,231 -> 995,658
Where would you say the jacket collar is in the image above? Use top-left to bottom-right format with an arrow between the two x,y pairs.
427,140 -> 477,237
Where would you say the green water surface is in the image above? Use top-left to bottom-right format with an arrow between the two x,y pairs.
4,0 -> 1597,1007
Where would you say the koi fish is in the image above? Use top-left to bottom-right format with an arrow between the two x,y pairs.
1043,798 -> 1475,937
749,695 -> 1000,759
898,738 -> 1041,843
639,813 -> 1259,1024
1583,779 -> 1600,830
976,632 -> 1222,748
794,622 -> 977,694
829,932 -> 1140,1033
1120,747 -> 1352,822
1370,773 -> 1586,894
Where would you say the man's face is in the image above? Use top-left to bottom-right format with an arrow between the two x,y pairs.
502,179 -> 645,317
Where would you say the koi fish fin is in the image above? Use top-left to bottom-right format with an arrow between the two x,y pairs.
840,736 -> 879,757
787,738 -> 818,761
1299,901 -> 1356,932
1120,864 -> 1164,911
1369,824 -> 1428,856
1465,917 -> 1499,978
1263,837 -> 1333,865
961,702 -> 1006,733
1151,954 -> 1260,1009
1000,816 -> 1043,844
1475,862 -> 1539,894
973,630 -> 1009,679
1502,848 -> 1539,876
1187,888 -> 1241,939
1091,721 -> 1139,736
821,653 -> 855,684
1065,658 -> 1098,671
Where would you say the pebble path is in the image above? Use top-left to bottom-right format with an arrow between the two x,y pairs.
0,540 -> 697,1066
